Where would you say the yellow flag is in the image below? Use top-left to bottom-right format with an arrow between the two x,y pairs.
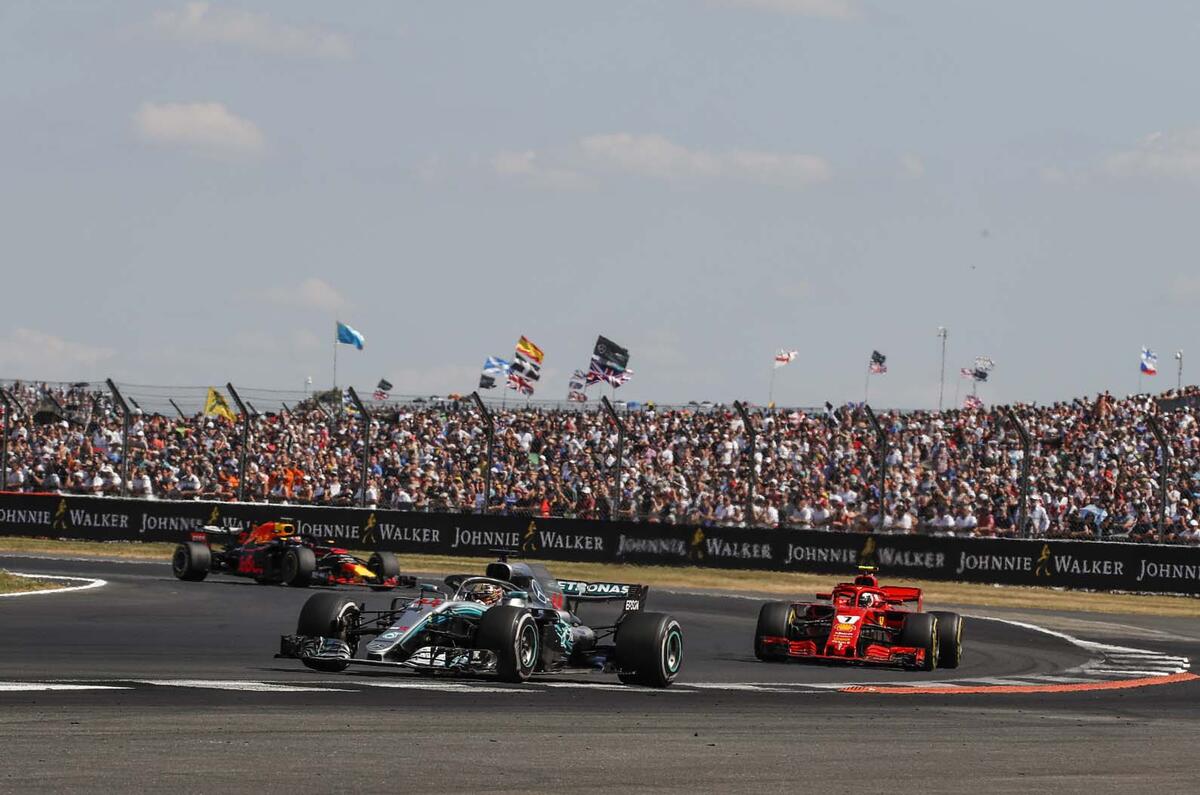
204,388 -> 236,421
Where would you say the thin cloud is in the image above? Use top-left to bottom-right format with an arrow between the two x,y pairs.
491,150 -> 588,189
133,101 -> 264,156
0,328 -> 115,379
578,133 -> 831,187
152,3 -> 351,59
712,0 -> 859,21
258,277 -> 349,313
1104,128 -> 1200,181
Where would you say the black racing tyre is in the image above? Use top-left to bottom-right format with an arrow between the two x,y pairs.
929,611 -> 964,669
367,551 -> 401,591
171,542 -> 210,581
898,612 -> 939,671
754,602 -> 793,661
615,612 -> 684,688
281,546 -> 315,587
295,592 -> 359,673
476,605 -> 539,683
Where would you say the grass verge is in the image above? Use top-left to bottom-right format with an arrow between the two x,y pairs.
0,536 -> 1196,616
0,570 -> 59,595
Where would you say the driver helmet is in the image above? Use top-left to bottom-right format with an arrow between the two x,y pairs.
466,582 -> 504,606
858,592 -> 877,608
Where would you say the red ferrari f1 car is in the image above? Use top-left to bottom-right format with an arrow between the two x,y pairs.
754,567 -> 963,670
171,520 -> 413,590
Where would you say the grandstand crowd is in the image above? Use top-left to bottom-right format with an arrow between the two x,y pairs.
2,381 -> 1200,544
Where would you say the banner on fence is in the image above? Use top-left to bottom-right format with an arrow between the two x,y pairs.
0,493 -> 1197,595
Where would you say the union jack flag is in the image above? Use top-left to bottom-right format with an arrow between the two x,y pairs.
869,350 -> 887,374
506,372 -> 535,395
587,358 -> 632,387
963,394 -> 983,410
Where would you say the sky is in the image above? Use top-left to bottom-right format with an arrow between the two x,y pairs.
2,1 -> 1200,409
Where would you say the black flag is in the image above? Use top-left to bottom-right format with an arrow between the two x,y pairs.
593,335 -> 630,373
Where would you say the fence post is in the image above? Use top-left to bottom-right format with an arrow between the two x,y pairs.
0,388 -> 13,490
225,383 -> 250,502
105,379 -> 132,497
862,405 -> 888,532
471,392 -> 495,515
601,396 -> 626,518
346,387 -> 371,507
733,401 -> 757,526
1146,414 -> 1170,543
1002,406 -> 1032,538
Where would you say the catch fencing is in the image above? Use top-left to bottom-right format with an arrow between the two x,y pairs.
0,492 -> 1197,595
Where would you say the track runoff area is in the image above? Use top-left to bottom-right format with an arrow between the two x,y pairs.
1,553 -> 1198,791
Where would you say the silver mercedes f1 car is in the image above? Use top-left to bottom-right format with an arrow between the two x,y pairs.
277,555 -> 684,687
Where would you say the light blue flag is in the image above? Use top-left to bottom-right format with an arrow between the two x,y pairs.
336,321 -> 365,350
482,356 -> 510,375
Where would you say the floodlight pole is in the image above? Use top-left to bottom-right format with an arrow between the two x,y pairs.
1003,406 -> 1033,538
471,392 -> 495,514
346,387 -> 371,507
105,379 -> 132,497
601,396 -> 627,518
862,405 -> 887,532
225,383 -> 250,502
1146,414 -> 1170,543
734,401 -> 757,526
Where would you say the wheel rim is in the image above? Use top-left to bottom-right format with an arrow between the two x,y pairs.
172,548 -> 187,576
663,628 -> 683,674
517,622 -> 538,670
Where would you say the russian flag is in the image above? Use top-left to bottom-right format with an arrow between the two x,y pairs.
1140,347 -> 1157,375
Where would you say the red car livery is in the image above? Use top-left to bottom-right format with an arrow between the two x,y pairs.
754,567 -> 964,671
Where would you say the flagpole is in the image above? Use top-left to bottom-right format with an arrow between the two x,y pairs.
768,366 -> 777,407
937,327 -> 948,411
332,321 -> 338,388
864,367 -> 870,405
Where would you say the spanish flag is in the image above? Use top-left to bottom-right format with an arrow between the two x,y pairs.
516,335 -> 544,365
204,388 -> 237,422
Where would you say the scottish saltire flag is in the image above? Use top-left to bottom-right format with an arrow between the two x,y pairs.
774,350 -> 798,369
336,321 -> 365,350
482,357 -> 510,375
1141,347 -> 1158,375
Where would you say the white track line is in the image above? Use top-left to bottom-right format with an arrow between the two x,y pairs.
0,682 -> 130,691
348,680 -> 530,694
132,679 -> 354,693
0,572 -> 107,598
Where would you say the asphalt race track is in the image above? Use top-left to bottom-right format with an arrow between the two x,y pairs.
2,554 -> 1198,793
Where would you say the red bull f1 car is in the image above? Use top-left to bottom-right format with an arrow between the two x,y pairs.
277,554 -> 684,687
171,521 -> 412,590
754,568 -> 963,671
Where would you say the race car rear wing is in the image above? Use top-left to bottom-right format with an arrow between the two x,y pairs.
880,586 -> 923,610
557,580 -> 648,612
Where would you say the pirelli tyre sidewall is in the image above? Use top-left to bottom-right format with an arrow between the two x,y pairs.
477,605 -> 539,683
282,545 -> 316,587
172,542 -> 210,581
929,611 -> 964,669
898,612 -> 939,671
754,602 -> 793,661
616,612 -> 684,688
295,592 -> 359,673
367,551 -> 401,590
